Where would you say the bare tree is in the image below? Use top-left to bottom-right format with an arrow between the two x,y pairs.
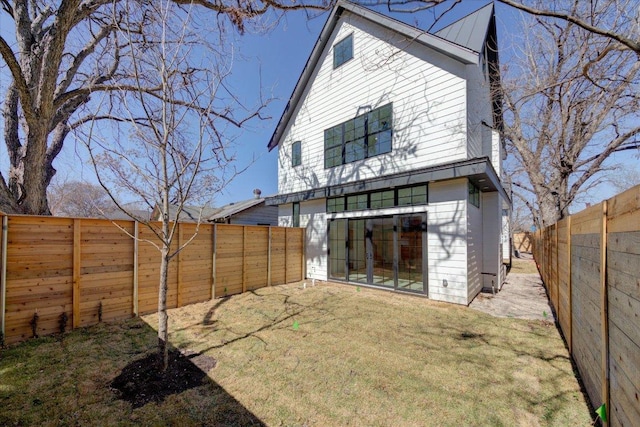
0,0 -> 327,215
372,0 -> 640,54
609,168 -> 640,195
81,0 -> 270,371
47,178 -> 118,217
502,6 -> 640,228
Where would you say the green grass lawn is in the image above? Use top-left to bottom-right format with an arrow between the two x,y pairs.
1,282 -> 592,426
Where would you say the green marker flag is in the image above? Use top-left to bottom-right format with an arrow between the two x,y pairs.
595,403 -> 607,423
293,320 -> 299,331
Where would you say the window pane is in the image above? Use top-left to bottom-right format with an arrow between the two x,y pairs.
370,190 -> 394,209
325,146 -> 342,168
411,185 -> 427,205
345,138 -> 365,163
293,202 -> 300,227
367,130 -> 392,157
354,115 -> 366,139
344,120 -> 354,142
398,188 -> 412,206
325,126 -> 342,148
327,197 -> 345,213
468,182 -> 480,208
329,219 -> 346,280
333,34 -> 353,69
347,194 -> 367,211
292,141 -> 301,167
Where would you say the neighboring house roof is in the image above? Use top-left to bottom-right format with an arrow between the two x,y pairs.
106,209 -> 151,221
435,3 -> 494,53
267,0 -> 486,152
207,197 -> 267,222
153,204 -> 221,223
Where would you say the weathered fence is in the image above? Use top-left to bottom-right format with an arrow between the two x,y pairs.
0,215 -> 305,345
533,185 -> 640,426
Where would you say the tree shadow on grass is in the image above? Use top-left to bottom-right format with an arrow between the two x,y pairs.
110,334 -> 265,426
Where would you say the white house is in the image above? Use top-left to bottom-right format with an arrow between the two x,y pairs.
265,1 -> 510,305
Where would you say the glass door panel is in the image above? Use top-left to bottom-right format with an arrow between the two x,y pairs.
348,219 -> 367,284
329,219 -> 347,280
371,217 -> 395,287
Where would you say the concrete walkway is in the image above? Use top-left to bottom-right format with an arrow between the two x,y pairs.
469,258 -> 555,322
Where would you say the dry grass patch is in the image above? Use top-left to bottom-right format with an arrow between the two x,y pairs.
147,281 -> 592,426
0,281 -> 592,426
510,257 -> 541,275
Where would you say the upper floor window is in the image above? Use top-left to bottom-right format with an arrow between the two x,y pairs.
333,34 -> 353,69
292,141 -> 301,167
324,103 -> 392,168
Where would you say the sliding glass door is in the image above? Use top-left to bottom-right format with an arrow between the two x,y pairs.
328,215 -> 426,294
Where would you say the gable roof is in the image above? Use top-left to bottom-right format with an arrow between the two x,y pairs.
207,197 -> 266,221
435,3 -> 494,53
267,0 -> 490,152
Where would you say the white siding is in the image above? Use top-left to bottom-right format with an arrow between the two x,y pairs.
481,191 -> 500,291
466,61 -> 492,160
300,199 -> 328,280
278,204 -> 292,227
491,128 -> 502,177
466,181 -> 483,303
427,179 -> 468,305
277,13 -> 468,195
502,198 -> 511,262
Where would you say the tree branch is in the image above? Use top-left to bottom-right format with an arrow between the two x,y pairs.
498,0 -> 640,53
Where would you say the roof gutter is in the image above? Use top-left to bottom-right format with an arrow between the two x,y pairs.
265,157 -> 511,206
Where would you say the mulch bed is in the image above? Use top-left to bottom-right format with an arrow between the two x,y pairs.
111,349 -> 217,408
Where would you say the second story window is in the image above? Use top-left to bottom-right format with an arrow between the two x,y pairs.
333,34 -> 353,69
324,103 -> 393,168
292,141 -> 301,167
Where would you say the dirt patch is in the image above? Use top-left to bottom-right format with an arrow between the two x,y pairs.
111,349 -> 217,408
470,256 -> 554,322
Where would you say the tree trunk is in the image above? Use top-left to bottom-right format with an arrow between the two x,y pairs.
157,245 -> 170,372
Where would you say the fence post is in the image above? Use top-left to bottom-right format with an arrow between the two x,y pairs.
242,226 -> 247,293
284,228 -> 288,284
73,219 -> 81,328
133,221 -> 139,316
211,224 -> 217,299
567,216 -> 572,354
1,215 -> 7,338
267,227 -> 272,287
177,223 -> 183,308
600,200 -> 610,425
301,228 -> 306,280
551,222 -> 560,314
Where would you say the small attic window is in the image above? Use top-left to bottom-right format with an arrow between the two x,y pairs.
333,34 -> 353,69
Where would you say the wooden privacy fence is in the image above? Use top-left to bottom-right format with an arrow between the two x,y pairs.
532,184 -> 640,426
0,215 -> 305,345
513,232 -> 532,253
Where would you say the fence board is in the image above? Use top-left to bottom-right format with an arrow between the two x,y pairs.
0,215 -> 303,344
533,185 -> 640,424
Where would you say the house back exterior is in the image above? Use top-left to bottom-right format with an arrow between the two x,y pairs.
266,1 -> 510,305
